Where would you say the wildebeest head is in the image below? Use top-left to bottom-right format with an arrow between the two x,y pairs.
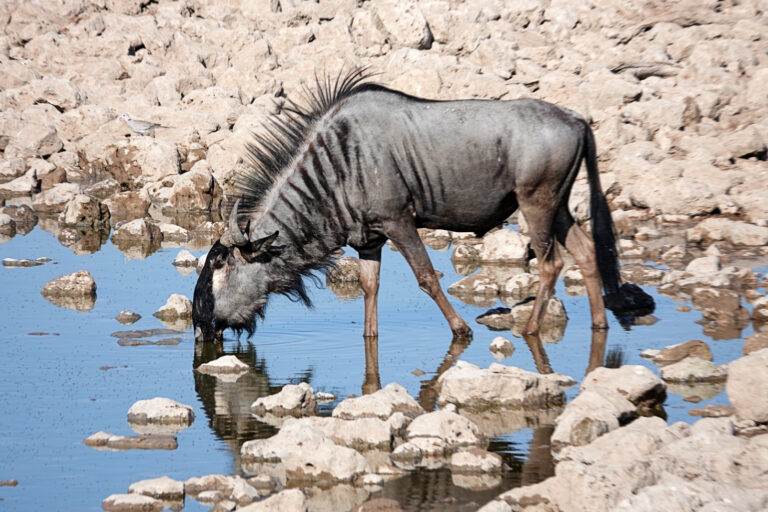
193,199 -> 281,342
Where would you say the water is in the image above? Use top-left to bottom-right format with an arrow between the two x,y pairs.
0,224 -> 761,511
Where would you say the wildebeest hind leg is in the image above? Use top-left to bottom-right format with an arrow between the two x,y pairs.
554,207 -> 608,330
359,247 -> 382,338
386,220 -> 472,338
520,206 -> 563,335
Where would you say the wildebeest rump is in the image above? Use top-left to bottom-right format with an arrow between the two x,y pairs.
193,68 -> 652,342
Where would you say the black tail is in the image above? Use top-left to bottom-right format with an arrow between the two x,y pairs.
584,124 -> 655,317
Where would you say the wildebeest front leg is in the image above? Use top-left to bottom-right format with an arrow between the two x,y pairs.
358,247 -> 382,338
386,221 -> 472,338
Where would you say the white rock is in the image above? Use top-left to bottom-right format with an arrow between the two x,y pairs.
479,229 -> 530,262
406,410 -> 484,448
332,382 -> 424,420
128,476 -> 184,500
197,355 -> 249,375
489,336 -> 514,360
41,270 -> 97,297
237,489 -> 307,512
153,294 -> 192,320
251,382 -> 318,417
581,365 -> 667,407
660,357 -> 727,383
127,397 -> 194,426
450,447 -> 503,473
172,249 -> 198,267
551,389 -> 637,452
102,493 -> 162,512
437,360 -> 575,409
726,348 -> 768,423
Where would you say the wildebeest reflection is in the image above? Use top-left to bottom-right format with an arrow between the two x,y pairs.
193,68 -> 653,342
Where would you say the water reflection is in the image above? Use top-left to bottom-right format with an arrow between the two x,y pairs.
192,341 -> 283,473
58,227 -> 110,255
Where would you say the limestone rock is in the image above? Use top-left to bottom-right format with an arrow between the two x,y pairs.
332,382 -> 424,420
172,249 -> 197,267
479,229 -> 530,262
648,340 -> 713,366
197,355 -> 250,375
237,489 -> 307,512
105,137 -> 181,190
660,357 -> 727,383
726,348 -> 768,423
437,360 -> 575,410
326,257 -> 360,284
41,270 -> 97,297
581,365 -> 667,411
58,194 -> 109,227
251,382 -> 318,418
102,493 -> 162,512
128,476 -> 184,500
32,182 -> 80,213
153,294 -> 192,320
127,397 -> 194,427
450,447 -> 503,473
489,336 -> 514,360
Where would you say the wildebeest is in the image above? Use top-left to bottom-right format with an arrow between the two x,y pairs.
193,68 -> 652,342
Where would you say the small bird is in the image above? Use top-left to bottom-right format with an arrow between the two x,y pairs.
118,113 -> 169,136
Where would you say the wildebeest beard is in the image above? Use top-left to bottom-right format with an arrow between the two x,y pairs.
193,242 -> 319,341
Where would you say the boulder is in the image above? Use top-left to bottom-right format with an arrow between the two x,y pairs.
116,311 -> 141,325
687,218 -> 768,247
58,194 -> 109,227
127,397 -> 195,427
251,382 -> 318,418
500,272 -> 539,299
726,348 -> 768,423
172,249 -> 197,267
326,257 -> 361,284
437,360 -> 575,410
660,357 -> 727,383
241,422 -> 371,484
406,410 -> 484,448
105,137 -> 181,189
128,476 -> 184,500
83,431 -> 178,451
743,332 -> 768,356
332,382 -> 424,420
286,416 -> 394,451
489,336 -> 514,360
450,447 -> 503,473
479,229 -> 530,262
153,294 -> 192,320
102,493 -> 162,512
32,182 -> 80,213
3,122 -> 62,159
103,192 -> 150,223
41,270 -> 97,298
237,489 -> 307,512
646,340 -> 713,366
580,365 -> 666,413
196,355 -> 249,375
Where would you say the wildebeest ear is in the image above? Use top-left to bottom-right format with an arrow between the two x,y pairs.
250,230 -> 279,254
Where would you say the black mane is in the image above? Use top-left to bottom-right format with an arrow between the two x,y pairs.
235,67 -> 379,213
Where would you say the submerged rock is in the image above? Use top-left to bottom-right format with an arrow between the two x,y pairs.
83,431 -> 178,451
237,489 -> 307,511
172,249 -> 197,267
251,382 -> 318,418
644,340 -> 713,366
437,360 -> 575,410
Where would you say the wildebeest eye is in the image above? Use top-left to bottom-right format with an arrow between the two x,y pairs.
211,253 -> 226,270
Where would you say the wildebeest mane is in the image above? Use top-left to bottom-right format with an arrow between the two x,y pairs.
234,67 -> 379,213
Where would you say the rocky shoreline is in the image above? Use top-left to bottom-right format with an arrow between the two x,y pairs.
2,0 -> 767,511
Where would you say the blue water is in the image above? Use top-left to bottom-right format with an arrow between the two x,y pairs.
0,226 -> 758,511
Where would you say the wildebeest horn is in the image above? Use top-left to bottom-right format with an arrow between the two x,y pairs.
221,198 -> 249,247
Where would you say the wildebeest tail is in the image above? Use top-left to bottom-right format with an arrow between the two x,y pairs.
584,123 -> 655,315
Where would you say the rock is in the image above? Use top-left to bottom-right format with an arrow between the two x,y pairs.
41,270 -> 97,298
197,355 -> 250,375
111,219 -> 162,246
447,273 -> 501,297
117,311 -> 141,324
326,257 -> 360,284
660,357 -> 727,383
450,447 -> 503,476
102,493 -> 162,512
157,223 -> 191,243
437,360 -> 575,410
153,294 -> 192,320
500,272 -> 539,299
687,218 -> 768,247
103,192 -> 150,223
551,388 -> 637,453
251,382 -> 318,417
105,138 -> 181,190
58,194 -> 109,227
0,213 -> 16,237
648,340 -> 713,366
32,182 -> 80,213
372,0 -> 433,50
184,475 -> 236,496
287,416 -> 393,451
2,258 -> 42,267
685,255 -> 720,274
237,489 -> 307,512
406,410 -> 484,448
743,332 -> 768,356
127,397 -> 194,427
753,296 -> 768,324
479,229 -> 530,262
726,348 -> 768,423
0,171 -> 40,198
332,382 -> 424,420
476,298 -> 567,343
144,167 -> 222,214
241,422 -> 371,484
451,242 -> 480,263
581,365 -> 666,413
128,476 -> 184,500
489,336 -> 514,360
83,432 -> 178,451
3,122 -> 62,159
172,249 -> 197,267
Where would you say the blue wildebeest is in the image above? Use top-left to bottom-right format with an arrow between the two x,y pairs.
193,69 -> 652,342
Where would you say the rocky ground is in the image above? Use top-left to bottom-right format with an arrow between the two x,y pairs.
2,0 -> 768,511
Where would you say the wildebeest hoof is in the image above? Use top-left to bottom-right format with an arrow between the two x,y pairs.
452,325 -> 473,339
